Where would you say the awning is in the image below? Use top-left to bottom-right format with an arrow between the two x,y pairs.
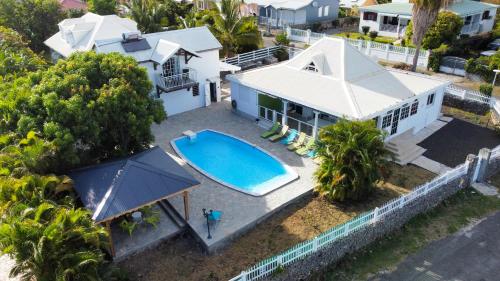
219,61 -> 242,72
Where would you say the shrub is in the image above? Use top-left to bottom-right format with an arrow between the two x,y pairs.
393,62 -> 412,71
479,83 -> 493,96
428,44 -> 449,72
369,31 -> 378,41
362,26 -> 370,35
274,32 -> 290,46
273,46 -> 289,62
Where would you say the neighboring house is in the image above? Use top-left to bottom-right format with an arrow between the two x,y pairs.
44,12 -> 139,60
95,27 -> 223,116
228,37 -> 449,140
59,0 -> 87,11
246,0 -> 339,28
358,0 -> 498,38
340,0 -> 374,8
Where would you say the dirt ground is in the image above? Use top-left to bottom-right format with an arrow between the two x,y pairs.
119,164 -> 435,281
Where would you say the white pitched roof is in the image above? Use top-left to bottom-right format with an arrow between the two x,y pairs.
94,26 -> 221,62
228,38 -> 449,120
44,13 -> 138,57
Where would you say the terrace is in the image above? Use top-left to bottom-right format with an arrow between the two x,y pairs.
152,100 -> 317,252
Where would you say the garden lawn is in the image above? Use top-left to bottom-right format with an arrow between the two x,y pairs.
334,32 -> 396,44
442,106 -> 493,128
308,188 -> 500,281
119,164 -> 435,281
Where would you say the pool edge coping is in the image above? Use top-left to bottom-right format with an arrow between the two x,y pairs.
169,129 -> 300,197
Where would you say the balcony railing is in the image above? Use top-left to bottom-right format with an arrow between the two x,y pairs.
156,69 -> 197,93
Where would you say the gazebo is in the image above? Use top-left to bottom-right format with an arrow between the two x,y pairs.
70,146 -> 200,257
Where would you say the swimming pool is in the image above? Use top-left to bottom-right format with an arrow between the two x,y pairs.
171,130 -> 298,196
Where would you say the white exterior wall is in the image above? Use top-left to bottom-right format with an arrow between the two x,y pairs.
479,8 -> 497,33
358,12 -> 380,34
148,48 -> 221,116
231,83 -> 258,118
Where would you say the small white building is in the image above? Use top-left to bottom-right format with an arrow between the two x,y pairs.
95,27 -> 224,116
358,0 -> 498,38
44,12 -> 139,60
228,37 -> 450,140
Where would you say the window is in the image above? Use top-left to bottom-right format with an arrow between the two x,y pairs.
464,16 -> 472,25
192,84 -> 199,96
381,111 -> 392,128
197,0 -> 204,10
305,62 -> 318,72
410,99 -> 419,115
390,108 -> 401,135
324,5 -> 329,17
363,12 -> 377,21
427,93 -> 435,106
318,6 -> 323,17
482,11 -> 491,20
400,104 -> 410,120
162,57 -> 179,77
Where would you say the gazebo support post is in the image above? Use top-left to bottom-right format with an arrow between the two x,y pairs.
105,221 -> 116,257
183,191 -> 190,221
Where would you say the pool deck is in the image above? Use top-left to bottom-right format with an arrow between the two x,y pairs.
152,100 -> 316,253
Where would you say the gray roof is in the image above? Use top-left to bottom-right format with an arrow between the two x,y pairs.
70,146 -> 200,222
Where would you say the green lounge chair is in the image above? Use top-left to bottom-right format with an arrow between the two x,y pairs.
296,138 -> 315,156
260,123 -> 280,139
287,132 -> 306,151
269,125 -> 289,142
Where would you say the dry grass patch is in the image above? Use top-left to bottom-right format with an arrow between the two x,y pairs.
442,106 -> 493,128
119,164 -> 435,281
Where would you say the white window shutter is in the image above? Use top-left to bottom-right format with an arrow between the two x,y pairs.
318,6 -> 323,17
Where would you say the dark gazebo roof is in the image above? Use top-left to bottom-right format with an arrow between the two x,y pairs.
70,146 -> 200,222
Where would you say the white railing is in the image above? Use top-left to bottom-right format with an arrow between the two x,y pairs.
156,69 -> 197,92
229,162 -> 470,281
258,105 -> 314,136
445,84 -> 492,104
490,146 -> 500,160
285,27 -> 429,67
222,46 -> 303,66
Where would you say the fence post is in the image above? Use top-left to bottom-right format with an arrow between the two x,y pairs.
398,196 -> 405,208
365,41 -> 371,56
474,148 -> 492,183
461,89 -> 467,99
358,39 -> 363,51
312,237 -> 319,251
237,54 -> 240,65
286,25 -> 292,38
306,29 -> 312,45
404,46 -> 409,63
240,271 -> 247,281
385,44 -> 390,60
372,207 -> 379,224
272,110 -> 277,123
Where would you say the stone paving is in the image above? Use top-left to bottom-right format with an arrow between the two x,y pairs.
152,100 -> 316,253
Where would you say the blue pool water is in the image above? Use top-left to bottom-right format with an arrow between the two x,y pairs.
171,130 -> 298,196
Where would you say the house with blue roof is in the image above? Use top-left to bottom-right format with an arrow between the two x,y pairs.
358,0 -> 498,38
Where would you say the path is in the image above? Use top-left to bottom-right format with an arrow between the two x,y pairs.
374,211 -> 500,281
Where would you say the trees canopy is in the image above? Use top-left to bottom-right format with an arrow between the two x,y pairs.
209,0 -> 262,57
88,0 -> 117,15
0,26 -> 47,80
0,0 -> 64,52
126,0 -> 168,33
314,119 -> 391,201
405,11 -> 463,50
0,52 -> 166,171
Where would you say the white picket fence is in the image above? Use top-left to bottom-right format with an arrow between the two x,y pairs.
229,162 -> 470,281
221,46 -> 303,66
491,146 -> 500,160
445,84 -> 500,116
286,27 -> 430,67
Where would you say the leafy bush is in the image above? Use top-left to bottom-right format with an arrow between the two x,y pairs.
479,84 -> 493,96
314,119 -> 392,201
428,44 -> 449,72
405,12 -> 463,50
393,62 -> 412,71
274,32 -> 289,46
273,46 -> 289,62
369,31 -> 378,41
361,26 -> 370,35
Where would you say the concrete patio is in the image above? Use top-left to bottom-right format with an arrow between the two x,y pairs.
152,99 -> 316,253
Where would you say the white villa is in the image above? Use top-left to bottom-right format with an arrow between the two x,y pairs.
228,37 -> 450,140
358,0 -> 498,38
95,28 -> 224,116
44,12 -> 139,60
45,13 -> 227,116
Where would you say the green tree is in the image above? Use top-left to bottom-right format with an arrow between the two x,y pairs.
88,0 -> 117,15
0,202 -> 108,281
0,0 -> 64,52
2,52 -> 166,171
406,11 -> 462,50
209,0 -> 262,57
409,0 -> 445,71
314,119 -> 391,201
126,0 -> 168,33
0,26 -> 47,80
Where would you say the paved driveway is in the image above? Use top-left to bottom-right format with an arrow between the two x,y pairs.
375,211 -> 500,281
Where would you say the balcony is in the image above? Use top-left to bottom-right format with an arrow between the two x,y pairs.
156,69 -> 198,95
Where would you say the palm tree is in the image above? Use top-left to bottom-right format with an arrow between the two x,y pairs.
0,203 -> 108,281
209,0 -> 261,57
410,0 -> 448,71
314,119 -> 392,201
126,0 -> 167,33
